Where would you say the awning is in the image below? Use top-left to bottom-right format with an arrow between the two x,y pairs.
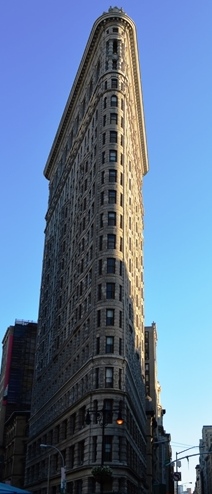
0,483 -> 31,494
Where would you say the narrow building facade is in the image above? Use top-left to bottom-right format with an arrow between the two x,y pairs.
26,7 -> 149,494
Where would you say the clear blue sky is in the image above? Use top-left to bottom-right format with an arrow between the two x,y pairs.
1,1 -> 211,489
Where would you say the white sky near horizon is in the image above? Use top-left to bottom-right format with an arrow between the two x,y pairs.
1,1 -> 212,489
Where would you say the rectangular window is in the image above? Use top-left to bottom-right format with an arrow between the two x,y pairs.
107,234 -> 116,249
111,78 -> 118,88
101,191 -> 104,205
102,151 -> 105,164
109,150 -> 117,162
107,258 -> 115,274
120,237 -> 123,252
108,190 -> 116,204
100,213 -> 103,228
109,169 -> 117,182
103,115 -> 106,126
97,310 -> 101,327
102,133 -> 106,145
110,130 -> 117,143
119,338 -> 122,355
106,309 -> 115,326
106,282 -> 115,299
108,211 -> 116,226
120,193 -> 123,206
110,113 -> 118,124
95,368 -> 99,388
111,95 -> 118,107
104,399 -> 113,424
105,368 -> 113,388
78,441 -> 85,465
112,60 -> 117,69
119,260 -> 123,276
99,236 -> 103,250
119,310 -> 122,328
119,285 -> 122,301
96,337 -> 100,355
106,336 -> 114,353
103,436 -> 113,462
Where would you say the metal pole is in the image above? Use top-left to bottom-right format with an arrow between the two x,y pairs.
176,451 -> 178,494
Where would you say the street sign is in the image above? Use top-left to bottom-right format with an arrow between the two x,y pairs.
173,472 -> 181,481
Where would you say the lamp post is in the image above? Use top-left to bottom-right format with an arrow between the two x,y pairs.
40,443 -> 66,494
86,407 -> 124,492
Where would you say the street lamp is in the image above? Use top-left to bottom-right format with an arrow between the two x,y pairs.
85,407 -> 124,494
40,443 -> 66,494
85,408 -> 124,466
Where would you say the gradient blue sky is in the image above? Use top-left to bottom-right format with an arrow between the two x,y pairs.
1,1 -> 211,489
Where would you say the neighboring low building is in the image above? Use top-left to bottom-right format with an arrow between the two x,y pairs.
0,320 -> 37,486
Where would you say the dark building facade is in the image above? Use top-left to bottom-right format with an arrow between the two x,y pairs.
26,7 -> 149,494
0,320 -> 37,486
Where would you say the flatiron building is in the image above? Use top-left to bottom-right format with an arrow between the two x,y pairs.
26,7 -> 149,494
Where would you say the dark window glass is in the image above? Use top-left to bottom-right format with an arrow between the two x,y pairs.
97,310 -> 101,327
107,258 -> 115,274
106,337 -> 114,353
110,130 -> 117,143
119,285 -> 122,301
105,368 -> 113,388
111,78 -> 118,88
113,40 -> 118,54
107,234 -> 116,249
103,435 -> 113,461
106,309 -> 115,326
100,213 -> 104,228
111,95 -> 118,107
106,282 -> 115,299
108,211 -> 116,226
108,190 -> 116,204
110,113 -> 118,124
96,337 -> 100,354
109,169 -> 117,182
